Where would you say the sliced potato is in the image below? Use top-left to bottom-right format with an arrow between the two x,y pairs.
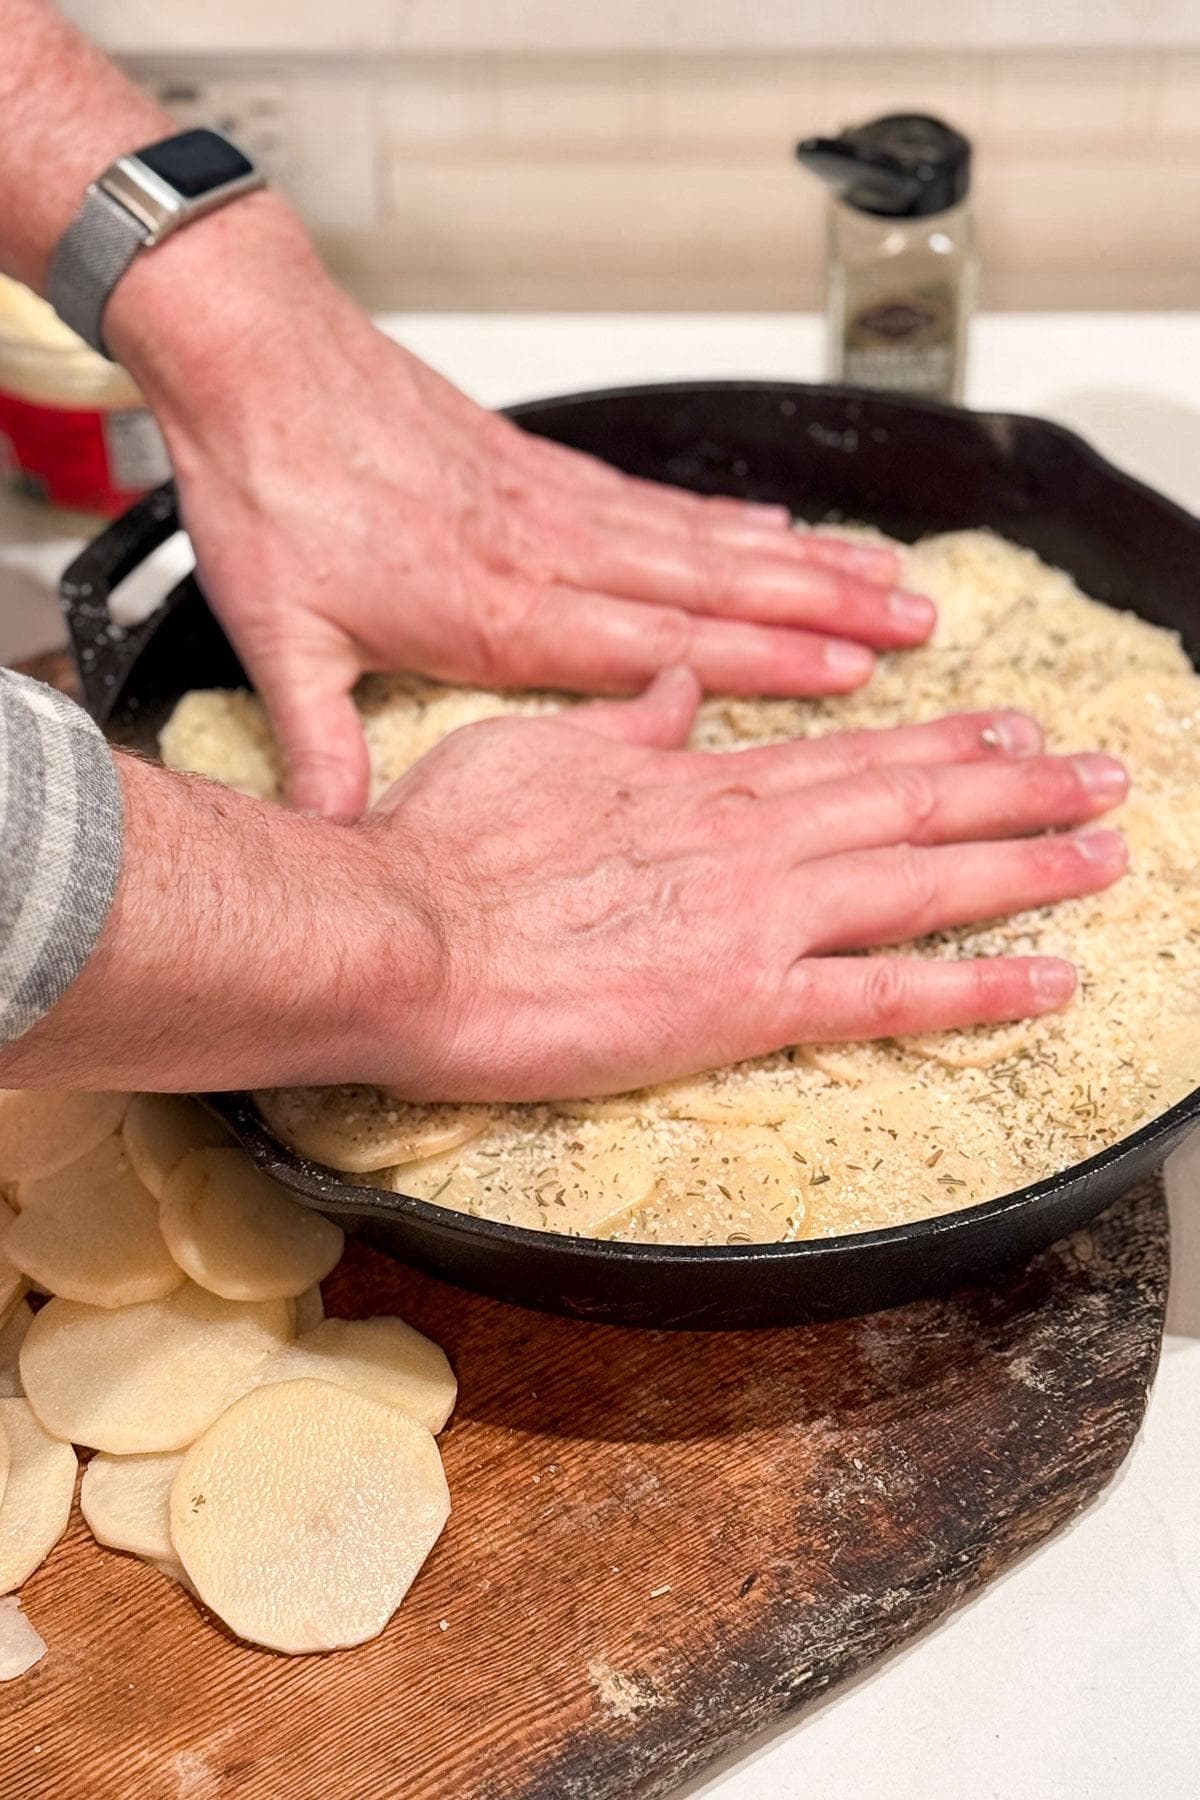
158,688 -> 281,799
654,1078 -> 803,1127
1076,673 -> 1200,785
0,1258 -> 26,1329
7,1137 -> 182,1308
0,1091 -> 128,1183
0,1596 -> 46,1680
254,1086 -> 492,1174
80,1451 -> 183,1562
0,1302 -> 33,1399
901,1019 -> 1037,1071
170,1378 -> 450,1654
20,1285 -> 293,1454
397,1116 -> 656,1236
0,1398 -> 77,1593
789,1082 -> 1020,1239
122,1095 -> 229,1200
0,1200 -> 25,1326
0,1414 -> 9,1507
293,1284 -> 325,1334
797,1041 -> 912,1087
154,1558 -> 195,1591
617,1125 -> 804,1246
159,1148 -> 344,1301
549,1092 -> 653,1122
1144,1018 -> 1200,1110
906,530 -> 1077,651
249,1317 -> 456,1434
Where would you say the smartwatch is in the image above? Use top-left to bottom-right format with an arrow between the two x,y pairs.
46,128 -> 265,359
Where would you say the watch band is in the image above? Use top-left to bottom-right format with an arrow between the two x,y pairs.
47,185 -> 151,359
45,130 -> 265,362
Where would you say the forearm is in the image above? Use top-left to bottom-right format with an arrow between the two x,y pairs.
0,751 -> 428,1092
0,0 -> 170,291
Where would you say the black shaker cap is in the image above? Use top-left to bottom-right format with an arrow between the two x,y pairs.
796,113 -> 971,219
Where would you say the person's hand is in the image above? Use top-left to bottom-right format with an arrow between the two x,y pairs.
363,668 -> 1128,1101
4,668 -> 1127,1096
105,202 -> 933,819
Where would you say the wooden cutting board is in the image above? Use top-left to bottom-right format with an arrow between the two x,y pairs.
0,654 -> 1171,1797
0,1177 -> 1168,1800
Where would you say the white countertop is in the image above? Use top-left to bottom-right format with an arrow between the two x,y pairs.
1,311 -> 1197,1797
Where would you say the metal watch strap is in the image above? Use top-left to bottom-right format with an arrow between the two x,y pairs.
46,185 -> 152,359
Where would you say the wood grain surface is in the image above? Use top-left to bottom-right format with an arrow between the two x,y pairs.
0,1176 -> 1168,1800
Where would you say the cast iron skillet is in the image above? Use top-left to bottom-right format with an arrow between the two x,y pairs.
59,380 -> 1200,1329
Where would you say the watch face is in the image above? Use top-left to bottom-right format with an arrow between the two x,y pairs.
136,128 -> 254,199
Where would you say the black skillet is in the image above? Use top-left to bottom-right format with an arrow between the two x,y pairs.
59,380 -> 1200,1329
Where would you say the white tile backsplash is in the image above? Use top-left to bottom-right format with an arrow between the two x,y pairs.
79,0 -> 395,55
84,30 -> 1200,313
64,0 -> 1200,54
388,0 -> 1200,53
285,78 -> 381,229
380,62 -> 500,142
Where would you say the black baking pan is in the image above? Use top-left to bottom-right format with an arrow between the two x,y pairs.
59,380 -> 1200,1329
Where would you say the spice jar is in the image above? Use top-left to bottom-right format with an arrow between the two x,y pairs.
795,113 -> 976,403
0,275 -> 169,516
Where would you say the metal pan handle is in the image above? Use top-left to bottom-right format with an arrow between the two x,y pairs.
58,480 -> 181,718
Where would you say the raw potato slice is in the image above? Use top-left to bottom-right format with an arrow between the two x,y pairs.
159,1148 -> 344,1301
0,1302 -> 33,1399
1144,1019 -> 1200,1110
8,1137 -> 182,1308
20,1285 -> 293,1454
397,1117 -> 657,1236
0,1091 -> 128,1182
122,1095 -> 229,1201
254,1086 -> 493,1175
905,533 -> 1062,650
549,1093 -> 653,1122
0,1398 -> 77,1593
1076,674 -> 1200,785
170,1378 -> 451,1654
797,1040 -> 916,1088
80,1451 -> 183,1562
618,1126 -> 804,1246
293,1284 -> 325,1333
901,1019 -> 1037,1071
249,1317 -> 456,1434
0,1198 -> 25,1328
1112,793 -> 1200,887
0,1597 -> 46,1680
0,1257 -> 25,1329
158,688 -> 281,799
654,1078 -> 806,1128
792,1083 -> 1020,1239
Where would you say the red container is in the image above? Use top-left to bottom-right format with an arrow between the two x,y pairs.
0,276 -> 169,516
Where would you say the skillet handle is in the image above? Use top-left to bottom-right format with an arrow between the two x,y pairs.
58,480 -> 181,720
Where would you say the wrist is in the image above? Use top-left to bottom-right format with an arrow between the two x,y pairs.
102,189 -> 349,430
0,753 -> 429,1092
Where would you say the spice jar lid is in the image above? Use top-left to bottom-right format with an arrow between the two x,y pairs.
796,113 -> 971,219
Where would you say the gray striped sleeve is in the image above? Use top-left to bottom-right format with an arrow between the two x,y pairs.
0,670 -> 123,1045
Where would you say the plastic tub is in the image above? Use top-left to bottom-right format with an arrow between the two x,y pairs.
0,276 -> 169,516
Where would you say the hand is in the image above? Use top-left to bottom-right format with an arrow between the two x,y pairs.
364,668 -> 1129,1101
2,669 -> 1127,1096
106,201 -> 933,819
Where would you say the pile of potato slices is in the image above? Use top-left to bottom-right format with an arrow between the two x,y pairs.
0,1089 -> 454,1670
